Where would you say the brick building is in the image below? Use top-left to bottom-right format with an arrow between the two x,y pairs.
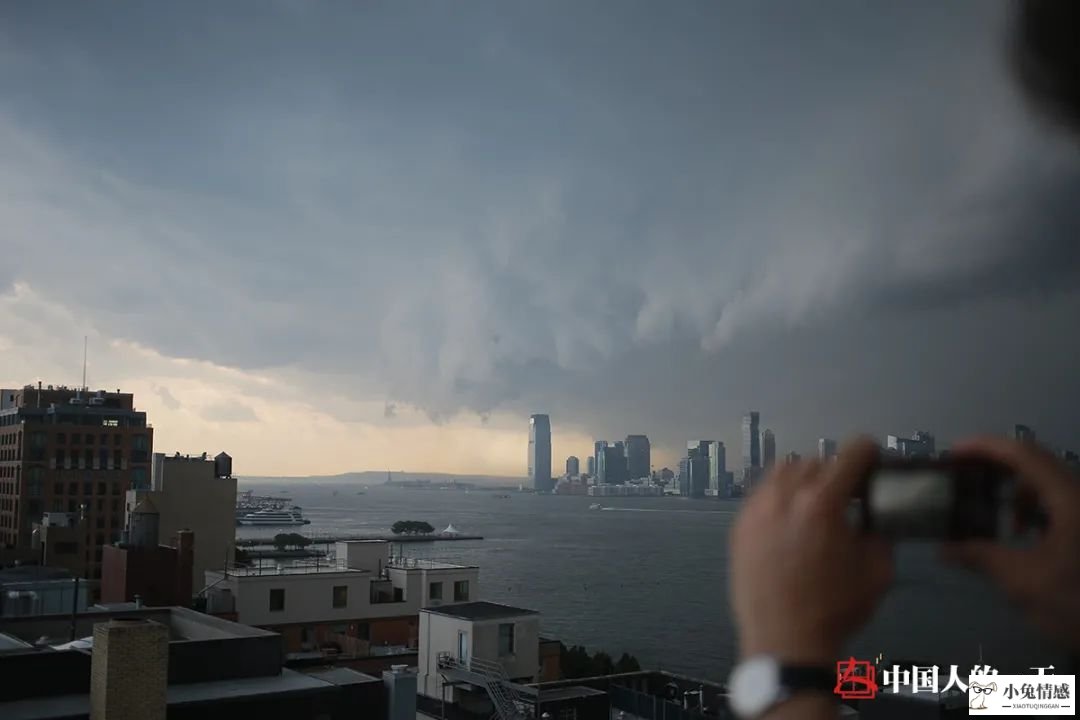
0,383 -> 153,585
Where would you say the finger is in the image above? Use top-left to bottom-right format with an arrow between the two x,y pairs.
950,436 -> 1077,512
817,436 -> 879,509
778,458 -> 822,496
940,541 -> 1036,602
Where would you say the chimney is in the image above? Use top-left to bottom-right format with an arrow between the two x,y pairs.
383,665 -> 417,720
90,619 -> 168,720
174,530 -> 195,603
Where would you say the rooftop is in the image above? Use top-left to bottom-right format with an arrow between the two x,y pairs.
216,563 -> 369,577
422,601 -> 538,621
0,667 -> 379,720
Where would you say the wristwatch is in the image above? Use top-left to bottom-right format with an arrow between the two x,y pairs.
727,656 -> 836,719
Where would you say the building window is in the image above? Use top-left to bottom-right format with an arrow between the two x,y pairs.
53,482 -> 63,496
429,582 -> 443,601
269,588 -> 285,612
56,433 -> 66,444
83,448 -> 93,466
99,434 -> 107,446
453,580 -> 469,602
132,467 -> 147,489
71,433 -> 81,445
55,449 -> 64,466
498,623 -> 515,656
332,585 -> 348,609
26,467 -> 42,497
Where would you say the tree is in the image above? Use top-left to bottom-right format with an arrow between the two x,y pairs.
391,520 -> 435,535
614,652 -> 641,674
559,643 -> 641,679
273,533 -> 290,551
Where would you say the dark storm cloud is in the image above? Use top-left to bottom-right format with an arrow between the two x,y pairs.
2,0 -> 1080,459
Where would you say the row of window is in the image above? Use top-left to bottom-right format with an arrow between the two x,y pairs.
429,580 -> 470,602
267,580 -> 472,613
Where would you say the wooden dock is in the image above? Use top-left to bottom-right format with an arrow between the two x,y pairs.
235,533 -> 483,548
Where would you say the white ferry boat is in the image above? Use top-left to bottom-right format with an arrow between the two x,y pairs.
236,507 -> 311,526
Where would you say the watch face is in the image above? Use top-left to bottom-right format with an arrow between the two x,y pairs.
729,656 -> 781,718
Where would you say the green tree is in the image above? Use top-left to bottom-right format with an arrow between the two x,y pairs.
391,520 -> 435,535
273,533 -> 290,551
614,652 -> 641,674
590,651 -> 615,676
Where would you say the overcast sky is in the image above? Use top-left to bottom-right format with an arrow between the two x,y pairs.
2,1 -> 1079,476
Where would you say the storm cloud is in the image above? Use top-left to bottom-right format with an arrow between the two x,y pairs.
2,1 -> 1079,470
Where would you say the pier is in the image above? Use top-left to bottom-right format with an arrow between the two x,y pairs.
235,533 -> 483,548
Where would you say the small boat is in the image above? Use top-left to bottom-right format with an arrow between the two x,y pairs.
236,507 -> 311,526
589,503 -> 602,510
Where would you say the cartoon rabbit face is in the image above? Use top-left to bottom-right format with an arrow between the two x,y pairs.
969,681 -> 997,710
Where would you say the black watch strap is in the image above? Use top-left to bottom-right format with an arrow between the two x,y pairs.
779,665 -> 836,694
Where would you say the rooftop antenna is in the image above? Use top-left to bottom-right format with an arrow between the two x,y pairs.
81,335 -> 88,392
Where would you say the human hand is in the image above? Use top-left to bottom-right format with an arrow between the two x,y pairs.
730,438 -> 893,665
943,436 -> 1080,650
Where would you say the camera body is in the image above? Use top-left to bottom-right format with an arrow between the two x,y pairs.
857,457 -> 1023,540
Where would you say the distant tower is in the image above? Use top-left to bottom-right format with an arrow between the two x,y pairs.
742,412 -> 761,470
528,415 -> 552,492
784,451 -> 801,464
565,456 -> 580,478
817,438 -> 837,461
623,435 -> 651,481
1013,424 -> 1036,444
586,455 -> 596,477
760,429 -> 776,468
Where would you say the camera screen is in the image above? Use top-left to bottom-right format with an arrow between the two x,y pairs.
868,470 -> 955,538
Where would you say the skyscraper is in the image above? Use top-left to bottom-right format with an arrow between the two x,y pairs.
685,441 -> 712,498
593,441 -> 607,482
817,438 -> 837,461
598,444 -> 627,485
528,414 -> 552,492
586,455 -> 596,477
741,412 -> 760,471
624,435 -> 651,480
1013,424 -> 1036,444
784,451 -> 801,464
708,441 -> 728,495
565,456 -> 579,477
760,429 -> 776,468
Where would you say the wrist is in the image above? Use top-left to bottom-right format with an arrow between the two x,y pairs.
739,631 -> 840,667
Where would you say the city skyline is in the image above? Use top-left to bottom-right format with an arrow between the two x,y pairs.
4,2 -> 1080,477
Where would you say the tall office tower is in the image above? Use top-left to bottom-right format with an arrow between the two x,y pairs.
677,456 -> 690,496
624,435 -> 651,481
599,444 -> 627,485
686,441 -> 712,498
586,455 -> 596,477
760,429 -> 776,468
784,451 -> 801,464
0,384 -> 153,587
1013,424 -> 1036,444
593,441 -> 607,482
912,431 -> 935,457
817,438 -> 837,461
741,412 -> 761,472
565,456 -> 580,478
707,441 -> 728,495
528,415 -> 552,492
887,431 -> 935,458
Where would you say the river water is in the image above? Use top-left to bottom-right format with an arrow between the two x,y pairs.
237,483 -> 1068,681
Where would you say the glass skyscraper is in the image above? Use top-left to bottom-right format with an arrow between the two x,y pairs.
528,414 -> 552,492
742,411 -> 761,470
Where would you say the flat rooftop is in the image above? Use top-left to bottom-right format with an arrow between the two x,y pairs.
388,558 -> 477,570
422,601 -> 538,621
217,563 -> 369,577
0,667 -> 378,720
